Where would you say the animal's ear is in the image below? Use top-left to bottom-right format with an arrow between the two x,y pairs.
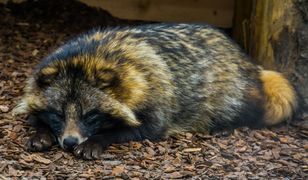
95,69 -> 118,89
36,66 -> 58,87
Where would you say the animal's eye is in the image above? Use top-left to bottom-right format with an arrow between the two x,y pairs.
33,108 -> 63,123
34,110 -> 64,135
38,111 -> 63,124
82,109 -> 116,128
83,109 -> 101,120
46,113 -> 63,121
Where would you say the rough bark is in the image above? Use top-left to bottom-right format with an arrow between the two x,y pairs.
249,0 -> 308,107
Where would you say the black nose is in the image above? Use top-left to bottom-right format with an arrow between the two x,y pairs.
63,136 -> 78,151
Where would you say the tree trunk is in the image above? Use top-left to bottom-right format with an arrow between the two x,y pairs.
248,0 -> 308,107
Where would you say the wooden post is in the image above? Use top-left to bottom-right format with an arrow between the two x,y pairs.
237,0 -> 308,106
232,0 -> 253,51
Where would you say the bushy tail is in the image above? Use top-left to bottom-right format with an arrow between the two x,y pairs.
260,70 -> 298,126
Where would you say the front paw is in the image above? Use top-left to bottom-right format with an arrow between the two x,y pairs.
27,132 -> 56,152
73,139 -> 107,160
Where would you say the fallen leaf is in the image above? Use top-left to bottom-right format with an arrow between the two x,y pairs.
262,151 -> 272,160
185,133 -> 193,139
183,148 -> 202,153
104,160 -> 122,166
166,172 -> 183,179
237,146 -> 247,153
157,145 -> 166,154
31,154 -> 52,164
22,155 -> 33,162
254,131 -> 266,140
111,165 -> 125,176
145,147 -> 155,156
292,153 -> 303,160
13,124 -> 23,132
184,165 -> 195,171
8,165 -> 19,177
131,142 -> 142,150
164,166 -> 176,173
0,105 -> 9,113
279,137 -> 288,143
8,131 -> 17,140
272,148 -> 280,159
217,142 -> 228,150
53,153 -> 63,162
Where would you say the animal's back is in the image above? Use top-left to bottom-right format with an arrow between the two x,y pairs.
129,24 -> 298,133
125,24 -> 267,132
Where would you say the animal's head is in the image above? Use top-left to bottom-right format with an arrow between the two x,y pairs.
13,54 -> 149,151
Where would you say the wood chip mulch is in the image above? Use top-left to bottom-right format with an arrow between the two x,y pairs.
0,0 -> 307,179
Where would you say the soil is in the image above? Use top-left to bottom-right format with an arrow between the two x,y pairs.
0,0 -> 307,179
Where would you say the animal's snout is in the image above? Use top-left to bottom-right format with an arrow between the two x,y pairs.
63,136 -> 78,151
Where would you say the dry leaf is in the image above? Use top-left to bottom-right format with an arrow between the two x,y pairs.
0,105 -> 9,113
8,131 -> 17,140
183,148 -> 202,153
8,166 -> 20,177
237,146 -> 247,153
254,132 -> 266,140
185,133 -> 193,139
157,145 -> 166,154
145,147 -> 155,156
131,142 -> 142,150
53,153 -> 63,162
111,165 -> 125,176
279,137 -> 289,143
272,148 -> 281,159
166,172 -> 183,179
104,160 -> 122,166
22,155 -> 33,162
31,154 -> 52,164
164,166 -> 176,173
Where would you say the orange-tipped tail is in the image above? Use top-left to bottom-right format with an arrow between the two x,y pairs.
260,70 -> 298,126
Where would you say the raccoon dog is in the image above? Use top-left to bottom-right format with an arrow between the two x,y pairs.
13,24 -> 299,159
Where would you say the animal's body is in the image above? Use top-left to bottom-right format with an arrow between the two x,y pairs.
14,23 -> 298,159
